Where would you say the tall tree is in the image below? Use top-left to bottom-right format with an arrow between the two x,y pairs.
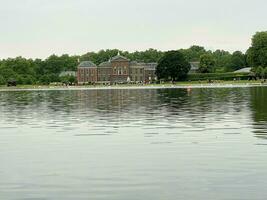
199,54 -> 215,73
212,50 -> 232,72
255,66 -> 264,78
180,45 -> 207,62
156,51 -> 190,81
247,31 -> 267,68
229,51 -> 246,71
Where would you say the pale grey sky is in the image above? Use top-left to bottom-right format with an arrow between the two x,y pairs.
0,0 -> 266,59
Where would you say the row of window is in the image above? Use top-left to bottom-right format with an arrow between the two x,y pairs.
113,67 -> 127,75
131,76 -> 144,82
79,77 -> 97,82
79,68 -> 155,83
131,68 -> 144,74
79,76 -> 155,83
79,70 -> 96,77
79,73 -> 95,77
79,68 -> 152,76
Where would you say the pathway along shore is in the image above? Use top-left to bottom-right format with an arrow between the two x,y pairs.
0,83 -> 266,92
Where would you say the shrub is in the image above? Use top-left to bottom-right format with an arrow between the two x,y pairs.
0,75 -> 5,85
187,72 -> 251,81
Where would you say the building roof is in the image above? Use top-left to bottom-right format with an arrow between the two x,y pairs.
78,61 -> 97,68
129,62 -> 157,70
234,67 -> 252,73
130,61 -> 144,67
110,53 -> 130,62
59,71 -> 76,77
130,61 -> 138,65
144,63 -> 157,70
190,62 -> 200,71
99,61 -> 112,68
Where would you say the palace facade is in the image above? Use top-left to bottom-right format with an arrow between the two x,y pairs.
77,54 -> 157,84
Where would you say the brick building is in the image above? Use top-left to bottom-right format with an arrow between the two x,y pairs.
77,61 -> 98,83
77,53 -> 157,84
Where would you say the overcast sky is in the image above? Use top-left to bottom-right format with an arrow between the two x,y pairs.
0,0 -> 266,59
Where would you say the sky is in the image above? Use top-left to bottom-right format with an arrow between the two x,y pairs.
0,0 -> 266,59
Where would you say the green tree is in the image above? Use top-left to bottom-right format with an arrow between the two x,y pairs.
247,31 -> 267,68
156,51 -> 190,81
80,49 -> 164,64
212,50 -> 232,72
23,75 -> 36,85
199,54 -> 215,73
69,75 -> 76,84
43,55 -> 64,74
229,51 -> 246,71
81,49 -> 119,65
60,75 -> 77,85
264,68 -> 267,79
39,75 -> 50,85
0,75 -> 5,85
255,66 -> 264,78
1,58 -> 37,85
0,64 -> 17,81
180,45 -> 207,62
128,48 -> 164,63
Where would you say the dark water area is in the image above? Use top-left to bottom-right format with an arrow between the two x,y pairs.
0,87 -> 267,200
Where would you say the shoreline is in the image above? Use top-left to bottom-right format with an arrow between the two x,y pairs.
0,82 -> 267,92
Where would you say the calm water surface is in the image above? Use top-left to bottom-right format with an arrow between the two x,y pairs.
0,87 -> 267,200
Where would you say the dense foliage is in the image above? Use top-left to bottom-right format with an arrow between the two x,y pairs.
247,32 -> 267,68
1,31 -> 267,85
0,49 -> 165,85
156,51 -> 190,81
199,54 -> 216,73
246,31 -> 267,78
0,55 -> 79,85
180,46 -> 208,62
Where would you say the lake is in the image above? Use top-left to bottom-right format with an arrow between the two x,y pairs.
0,87 -> 267,200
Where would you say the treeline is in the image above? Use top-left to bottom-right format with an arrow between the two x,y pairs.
0,55 -> 79,85
0,31 -> 266,85
0,48 -> 246,85
0,49 -> 165,85
195,31 -> 267,76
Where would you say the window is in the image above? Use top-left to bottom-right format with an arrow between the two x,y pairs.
118,67 -> 122,75
114,67 -> 117,74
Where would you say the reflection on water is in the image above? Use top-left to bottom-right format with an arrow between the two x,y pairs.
0,87 -> 267,200
250,87 -> 267,140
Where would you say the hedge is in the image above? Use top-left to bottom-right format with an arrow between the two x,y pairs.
186,72 -> 251,81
